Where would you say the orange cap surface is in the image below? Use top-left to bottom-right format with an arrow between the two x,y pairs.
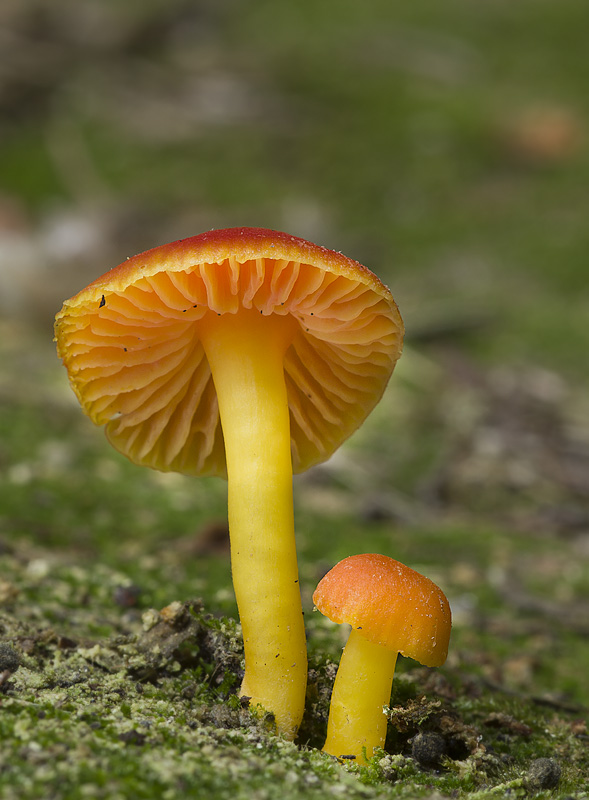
313,554 -> 451,667
55,227 -> 404,477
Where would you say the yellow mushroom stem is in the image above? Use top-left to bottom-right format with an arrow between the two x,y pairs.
197,308 -> 306,740
323,629 -> 398,764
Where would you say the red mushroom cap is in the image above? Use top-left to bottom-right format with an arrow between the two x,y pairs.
313,553 -> 451,667
55,227 -> 404,477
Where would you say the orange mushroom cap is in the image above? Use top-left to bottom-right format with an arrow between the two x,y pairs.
313,554 -> 451,667
54,227 -> 404,478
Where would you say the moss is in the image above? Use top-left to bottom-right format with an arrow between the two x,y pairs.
2,1 -> 589,794
1,543 -> 588,800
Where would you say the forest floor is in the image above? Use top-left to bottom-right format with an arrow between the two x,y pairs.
1,320 -> 588,799
1,1 -> 589,797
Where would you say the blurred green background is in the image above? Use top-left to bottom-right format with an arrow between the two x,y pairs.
1,0 -> 589,707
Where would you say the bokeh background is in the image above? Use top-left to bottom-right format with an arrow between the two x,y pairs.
2,0 -> 589,706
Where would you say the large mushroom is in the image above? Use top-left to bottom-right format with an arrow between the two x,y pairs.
313,553 -> 451,762
54,227 -> 404,738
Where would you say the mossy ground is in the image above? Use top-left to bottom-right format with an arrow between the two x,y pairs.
1,325 -> 588,799
1,1 -> 589,797
1,538 -> 588,800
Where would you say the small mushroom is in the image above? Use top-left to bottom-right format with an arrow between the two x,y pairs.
54,227 -> 404,738
313,553 -> 451,762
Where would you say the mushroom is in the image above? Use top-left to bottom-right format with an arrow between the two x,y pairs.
313,553 -> 451,762
54,227 -> 404,739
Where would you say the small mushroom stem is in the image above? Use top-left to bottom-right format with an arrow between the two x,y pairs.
323,629 -> 398,763
197,308 -> 306,739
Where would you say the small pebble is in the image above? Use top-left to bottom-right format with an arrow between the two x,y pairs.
526,757 -> 561,790
411,731 -> 447,768
0,643 -> 20,674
